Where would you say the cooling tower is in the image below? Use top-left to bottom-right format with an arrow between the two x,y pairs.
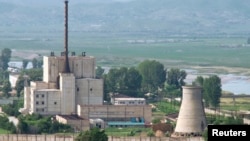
172,86 -> 207,137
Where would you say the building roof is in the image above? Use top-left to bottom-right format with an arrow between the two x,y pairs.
108,121 -> 145,126
57,115 -> 83,120
36,89 -> 61,92
114,98 -> 145,101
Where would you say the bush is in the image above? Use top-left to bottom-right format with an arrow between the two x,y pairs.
147,130 -> 155,137
0,115 -> 16,133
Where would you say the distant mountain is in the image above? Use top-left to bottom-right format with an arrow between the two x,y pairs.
1,0 -> 250,35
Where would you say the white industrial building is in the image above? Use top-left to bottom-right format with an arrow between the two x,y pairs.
113,98 -> 146,105
19,0 -> 152,130
19,55 -> 103,115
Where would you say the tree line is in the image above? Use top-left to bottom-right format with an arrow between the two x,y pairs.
98,59 -> 222,108
0,47 -> 222,109
0,48 -> 43,98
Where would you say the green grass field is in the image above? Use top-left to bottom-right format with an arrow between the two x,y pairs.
2,31 -> 250,71
105,127 -> 151,137
220,96 -> 250,111
0,128 -> 9,134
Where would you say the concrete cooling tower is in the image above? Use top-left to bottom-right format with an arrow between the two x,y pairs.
172,86 -> 207,137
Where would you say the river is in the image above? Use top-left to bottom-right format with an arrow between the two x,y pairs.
9,62 -> 250,95
185,69 -> 250,95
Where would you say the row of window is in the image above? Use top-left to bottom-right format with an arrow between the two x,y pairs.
36,108 -> 44,112
36,101 -> 44,105
36,101 -> 57,105
90,111 -> 135,115
36,94 -> 45,98
116,101 -> 145,104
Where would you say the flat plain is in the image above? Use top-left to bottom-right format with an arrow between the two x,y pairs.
2,32 -> 250,76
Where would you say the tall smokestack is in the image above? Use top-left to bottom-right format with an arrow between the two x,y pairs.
63,0 -> 70,73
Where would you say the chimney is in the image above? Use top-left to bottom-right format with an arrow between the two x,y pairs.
63,0 -> 70,73
172,86 -> 207,137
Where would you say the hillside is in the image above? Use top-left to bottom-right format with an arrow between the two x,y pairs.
0,0 -> 250,35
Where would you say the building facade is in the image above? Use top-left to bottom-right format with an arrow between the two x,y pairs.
19,54 -> 103,115
113,98 -> 146,105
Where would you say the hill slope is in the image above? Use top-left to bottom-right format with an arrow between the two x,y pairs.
0,0 -> 250,35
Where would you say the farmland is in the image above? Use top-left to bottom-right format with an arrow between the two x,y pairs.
2,32 -> 250,72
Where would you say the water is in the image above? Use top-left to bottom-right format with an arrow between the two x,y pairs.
185,69 -> 250,95
8,62 -> 250,95
220,74 -> 250,95
8,61 -> 33,69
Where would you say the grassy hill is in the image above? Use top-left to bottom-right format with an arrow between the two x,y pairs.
1,0 -> 250,35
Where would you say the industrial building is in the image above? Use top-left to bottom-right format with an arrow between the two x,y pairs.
19,0 -> 151,130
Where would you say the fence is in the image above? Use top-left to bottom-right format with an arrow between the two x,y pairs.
0,134 -> 204,141
0,134 -> 72,141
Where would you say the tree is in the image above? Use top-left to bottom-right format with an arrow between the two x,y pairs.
37,59 -> 43,68
138,60 -> 166,93
32,58 -> 43,69
22,59 -> 29,69
203,75 -> 222,108
103,75 -> 109,102
22,68 -> 42,81
193,75 -> 204,87
0,70 -> 9,84
164,84 -> 181,108
247,37 -> 250,44
104,68 -> 119,93
96,66 -> 105,78
124,67 -> 142,97
17,118 -> 29,134
0,115 -> 16,133
32,58 -> 38,68
0,48 -> 12,70
75,127 -> 108,141
104,67 -> 142,97
166,68 -> 187,90
15,75 -> 26,98
2,80 -> 12,97
1,100 -> 21,117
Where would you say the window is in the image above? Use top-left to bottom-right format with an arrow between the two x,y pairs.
36,95 -> 39,98
42,101 -> 44,105
54,102 -> 57,105
36,101 -> 39,105
119,101 -> 125,104
42,94 -> 44,98
129,101 -> 134,104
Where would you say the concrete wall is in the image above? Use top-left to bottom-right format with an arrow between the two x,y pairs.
78,105 -> 152,124
30,81 -> 49,89
108,136 -> 204,141
43,56 -> 64,83
113,98 -> 146,105
60,73 -> 76,115
24,87 -> 31,111
76,78 -> 103,105
0,134 -> 73,141
71,56 -> 96,79
46,91 -> 61,115
0,135 -> 204,141
43,56 -> 96,83
56,115 -> 89,131
29,90 -> 61,115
